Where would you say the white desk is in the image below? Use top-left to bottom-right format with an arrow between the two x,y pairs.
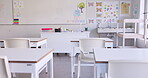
30,38 -> 47,48
0,48 -> 53,78
94,48 -> 148,78
41,32 -> 90,78
0,38 -> 47,48
41,32 -> 90,56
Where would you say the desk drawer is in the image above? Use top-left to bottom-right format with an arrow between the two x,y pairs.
105,42 -> 113,47
10,63 -> 35,73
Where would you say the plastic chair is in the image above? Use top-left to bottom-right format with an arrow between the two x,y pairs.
4,38 -> 30,48
3,38 -> 30,77
0,56 -> 11,78
108,60 -> 148,78
77,38 -> 105,78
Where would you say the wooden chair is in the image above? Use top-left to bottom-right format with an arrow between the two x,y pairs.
77,38 -> 105,78
4,38 -> 30,48
0,56 -> 11,78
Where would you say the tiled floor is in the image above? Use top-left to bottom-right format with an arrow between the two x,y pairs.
15,53 -> 93,78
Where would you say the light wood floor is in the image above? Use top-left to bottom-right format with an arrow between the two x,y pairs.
13,53 -> 93,78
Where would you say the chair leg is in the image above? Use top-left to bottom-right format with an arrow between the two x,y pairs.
45,64 -> 48,74
12,73 -> 16,78
77,60 -> 81,78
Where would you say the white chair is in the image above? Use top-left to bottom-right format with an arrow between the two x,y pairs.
0,56 -> 11,78
3,38 -> 30,77
4,38 -> 30,48
77,38 -> 105,78
108,60 -> 148,78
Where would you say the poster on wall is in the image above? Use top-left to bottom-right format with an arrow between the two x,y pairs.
95,1 -> 103,19
133,3 -> 138,18
120,1 -> 131,16
67,1 -> 86,24
95,1 -> 119,23
87,1 -> 96,24
103,1 -> 119,23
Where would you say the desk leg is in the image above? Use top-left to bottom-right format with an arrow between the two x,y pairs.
96,63 -> 108,78
35,44 -> 38,48
32,70 -> 39,78
71,56 -> 74,78
94,63 -> 96,78
49,57 -> 53,78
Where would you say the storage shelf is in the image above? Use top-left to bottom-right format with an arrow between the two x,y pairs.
117,33 -> 144,38
98,28 -> 134,33
116,19 -> 147,48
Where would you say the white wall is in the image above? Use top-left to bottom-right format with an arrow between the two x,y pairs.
0,25 -> 96,38
0,0 -> 137,39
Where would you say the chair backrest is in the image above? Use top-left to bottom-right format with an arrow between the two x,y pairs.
108,60 -> 148,78
4,38 -> 30,48
79,38 -> 105,53
0,56 -> 11,78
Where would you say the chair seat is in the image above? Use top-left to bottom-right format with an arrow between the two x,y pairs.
80,54 -> 94,62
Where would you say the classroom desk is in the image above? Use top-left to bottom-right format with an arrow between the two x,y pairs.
94,48 -> 148,78
0,48 -> 53,78
0,38 -> 47,48
30,38 -> 47,48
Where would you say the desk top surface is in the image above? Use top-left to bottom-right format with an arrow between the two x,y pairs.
71,38 -> 113,42
94,48 -> 148,63
0,48 -> 53,63
0,38 -> 47,42
30,38 -> 47,42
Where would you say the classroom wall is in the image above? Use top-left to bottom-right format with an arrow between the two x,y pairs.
0,25 -> 96,38
0,0 -> 140,40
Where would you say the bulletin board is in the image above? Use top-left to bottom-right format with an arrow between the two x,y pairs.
0,0 -> 13,24
13,0 -> 86,24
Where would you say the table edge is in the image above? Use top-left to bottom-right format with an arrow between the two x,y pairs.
9,49 -> 54,63
31,38 -> 47,42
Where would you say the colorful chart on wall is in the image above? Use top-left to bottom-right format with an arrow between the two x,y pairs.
13,0 -> 86,24
95,1 -> 119,23
120,1 -> 131,16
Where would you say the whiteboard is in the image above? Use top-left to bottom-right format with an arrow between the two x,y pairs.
14,0 -> 86,24
0,0 -> 13,24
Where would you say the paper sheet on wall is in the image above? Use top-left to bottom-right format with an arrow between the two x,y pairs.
120,1 -> 131,16
87,1 -> 96,24
13,0 -> 22,18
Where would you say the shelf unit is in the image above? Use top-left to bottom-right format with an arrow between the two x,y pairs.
98,28 -> 134,33
116,19 -> 147,48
